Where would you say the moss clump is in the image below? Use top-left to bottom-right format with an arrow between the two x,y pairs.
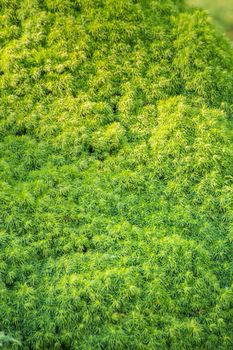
0,0 -> 233,349
188,0 -> 233,39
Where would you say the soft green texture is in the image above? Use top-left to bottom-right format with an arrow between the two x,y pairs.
188,0 -> 233,39
0,0 -> 233,349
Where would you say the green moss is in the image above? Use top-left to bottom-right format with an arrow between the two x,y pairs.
188,0 -> 233,39
0,0 -> 233,349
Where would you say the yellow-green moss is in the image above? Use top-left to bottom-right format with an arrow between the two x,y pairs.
0,0 -> 232,349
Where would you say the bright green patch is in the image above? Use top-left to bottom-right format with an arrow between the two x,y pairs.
0,0 -> 233,349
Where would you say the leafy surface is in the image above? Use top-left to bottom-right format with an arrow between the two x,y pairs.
0,331 -> 21,348
0,0 -> 233,349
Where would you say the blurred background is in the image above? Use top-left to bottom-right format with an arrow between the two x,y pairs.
188,0 -> 233,39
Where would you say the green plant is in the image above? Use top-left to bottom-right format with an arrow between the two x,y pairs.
0,0 -> 232,349
0,332 -> 21,348
188,0 -> 233,39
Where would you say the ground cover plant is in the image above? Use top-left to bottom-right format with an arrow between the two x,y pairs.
0,0 -> 233,349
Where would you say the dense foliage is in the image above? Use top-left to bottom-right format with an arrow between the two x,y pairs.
0,0 -> 233,349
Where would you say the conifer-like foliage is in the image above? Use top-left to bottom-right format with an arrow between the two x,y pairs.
0,0 -> 233,349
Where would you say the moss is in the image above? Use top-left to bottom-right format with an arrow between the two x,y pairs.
188,0 -> 233,39
0,0 -> 232,349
